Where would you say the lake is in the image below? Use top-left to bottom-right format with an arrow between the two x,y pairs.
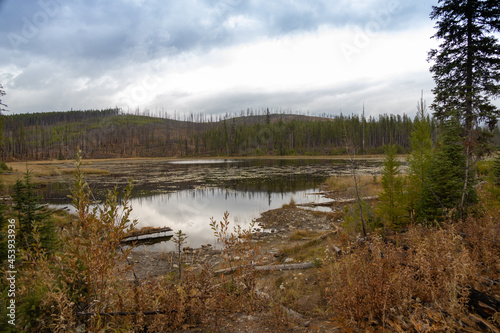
46,158 -> 381,250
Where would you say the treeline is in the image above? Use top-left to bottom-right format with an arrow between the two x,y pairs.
201,113 -> 433,156
1,108 -> 497,160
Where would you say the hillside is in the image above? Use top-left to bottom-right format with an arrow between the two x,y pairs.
0,108 -> 439,160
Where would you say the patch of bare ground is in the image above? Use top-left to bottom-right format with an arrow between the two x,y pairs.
128,204 -> 345,332
128,206 -> 337,276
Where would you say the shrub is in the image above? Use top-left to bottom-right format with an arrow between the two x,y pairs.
324,225 -> 478,329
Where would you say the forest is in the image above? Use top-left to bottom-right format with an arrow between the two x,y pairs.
2,106 -> 499,161
0,107 -> 482,160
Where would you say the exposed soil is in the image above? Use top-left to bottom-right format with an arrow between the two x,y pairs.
127,204 -> 345,332
128,205 -> 337,277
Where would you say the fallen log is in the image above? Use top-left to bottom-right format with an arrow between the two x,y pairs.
77,310 -> 166,317
121,227 -> 173,245
466,287 -> 500,320
297,195 -> 378,207
126,226 -> 173,238
305,189 -> 347,195
214,262 -> 314,275
0,196 -> 13,205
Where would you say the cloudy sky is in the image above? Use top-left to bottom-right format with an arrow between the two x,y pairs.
0,0 -> 440,118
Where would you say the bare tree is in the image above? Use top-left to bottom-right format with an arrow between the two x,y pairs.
0,83 -> 8,114
343,121 -> 367,237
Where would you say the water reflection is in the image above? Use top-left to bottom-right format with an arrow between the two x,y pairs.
42,159 -> 381,251
130,187 -> 329,251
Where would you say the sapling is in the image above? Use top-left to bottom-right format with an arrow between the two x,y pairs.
172,230 -> 187,280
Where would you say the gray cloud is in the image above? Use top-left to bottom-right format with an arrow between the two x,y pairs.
155,71 -> 435,119
0,0 -> 439,115
1,0 -> 436,59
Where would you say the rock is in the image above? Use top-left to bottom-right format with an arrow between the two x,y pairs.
284,258 -> 294,263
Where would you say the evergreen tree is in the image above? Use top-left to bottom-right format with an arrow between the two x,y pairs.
407,94 -> 433,218
493,153 -> 500,186
12,169 -> 55,251
377,144 -> 406,230
418,119 -> 477,223
428,0 -> 500,217
429,0 -> 500,132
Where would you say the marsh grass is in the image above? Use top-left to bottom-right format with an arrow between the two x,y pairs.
325,174 -> 382,197
282,197 -> 296,208
288,230 -> 319,241
60,168 -> 110,175
0,161 -> 109,185
6,158 -> 278,332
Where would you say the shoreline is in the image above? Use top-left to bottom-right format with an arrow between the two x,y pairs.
1,155 -> 391,186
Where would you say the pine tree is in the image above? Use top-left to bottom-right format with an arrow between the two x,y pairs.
12,169 -> 55,251
428,0 -> 500,217
429,0 -> 500,132
418,119 -> 477,223
407,94 -> 433,218
377,144 -> 406,230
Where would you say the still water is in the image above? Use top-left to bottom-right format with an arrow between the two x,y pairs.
129,187 -> 330,250
46,158 -> 380,250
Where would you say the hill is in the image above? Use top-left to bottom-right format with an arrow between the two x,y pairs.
0,108 -> 431,160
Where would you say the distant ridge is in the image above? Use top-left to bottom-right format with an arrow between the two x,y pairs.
1,109 -> 433,160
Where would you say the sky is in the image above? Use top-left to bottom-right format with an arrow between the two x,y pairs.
0,0 -> 441,118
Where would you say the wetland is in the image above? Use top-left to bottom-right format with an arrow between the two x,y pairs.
31,157 -> 383,249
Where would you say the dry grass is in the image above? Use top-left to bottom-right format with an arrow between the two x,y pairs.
288,230 -> 320,241
59,168 -> 110,175
281,231 -> 333,262
321,212 -> 499,331
0,161 -> 109,185
324,174 -> 382,197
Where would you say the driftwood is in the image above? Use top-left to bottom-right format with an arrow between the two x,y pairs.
297,195 -> 378,207
125,226 -> 173,238
121,227 -> 173,245
77,310 -> 166,317
214,262 -> 315,275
